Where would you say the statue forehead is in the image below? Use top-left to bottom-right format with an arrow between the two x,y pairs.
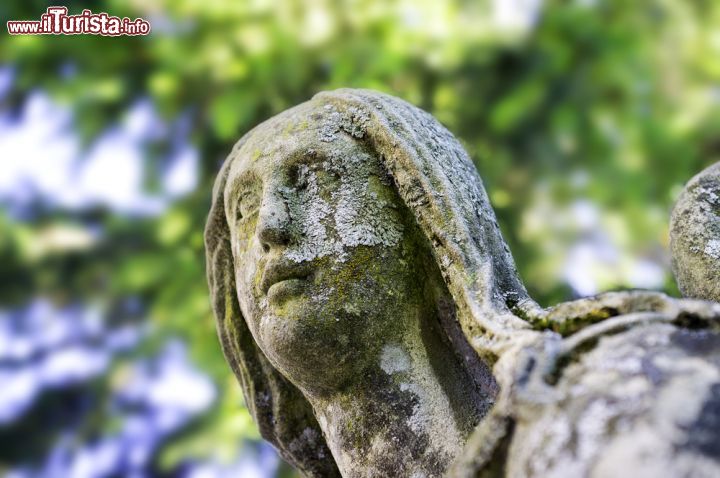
225,101 -> 374,186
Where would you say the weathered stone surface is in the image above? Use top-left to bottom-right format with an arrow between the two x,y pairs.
206,89 -> 507,476
453,294 -> 720,478
205,89 -> 720,477
671,162 -> 720,302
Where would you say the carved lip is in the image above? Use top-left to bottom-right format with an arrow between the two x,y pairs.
260,258 -> 313,295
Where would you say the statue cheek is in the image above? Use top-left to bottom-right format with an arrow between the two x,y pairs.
233,250 -> 264,309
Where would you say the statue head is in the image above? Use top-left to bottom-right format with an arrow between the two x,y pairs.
205,89 -> 532,475
224,124 -> 446,394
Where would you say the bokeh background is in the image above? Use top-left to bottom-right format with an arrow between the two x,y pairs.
1,0 -> 719,476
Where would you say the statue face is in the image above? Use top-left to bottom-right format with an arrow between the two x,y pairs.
226,129 -> 425,394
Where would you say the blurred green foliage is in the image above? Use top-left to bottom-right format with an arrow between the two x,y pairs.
1,0 -> 719,475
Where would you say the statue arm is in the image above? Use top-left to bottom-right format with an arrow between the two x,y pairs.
515,290 -> 720,336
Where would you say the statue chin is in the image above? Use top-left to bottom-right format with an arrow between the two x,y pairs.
252,299 -> 371,394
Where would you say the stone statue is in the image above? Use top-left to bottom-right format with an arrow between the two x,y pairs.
205,89 -> 720,477
671,161 -> 720,303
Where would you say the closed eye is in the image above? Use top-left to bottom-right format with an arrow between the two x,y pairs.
237,193 -> 260,221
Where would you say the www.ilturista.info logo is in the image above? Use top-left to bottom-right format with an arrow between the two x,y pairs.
7,7 -> 151,36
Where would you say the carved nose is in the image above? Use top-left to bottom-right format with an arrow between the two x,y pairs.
256,192 -> 290,251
